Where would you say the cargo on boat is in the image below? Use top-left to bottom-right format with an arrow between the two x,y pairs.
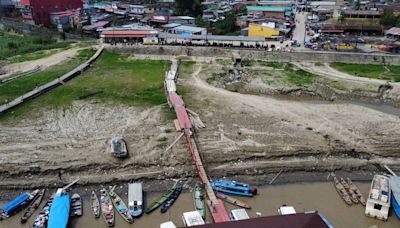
193,184 -> 205,219
128,183 -> 143,217
21,189 -> 45,224
346,178 -> 366,206
33,194 -> 54,228
146,187 -> 176,214
70,193 -> 83,217
47,188 -> 70,228
161,187 -> 182,214
333,175 -> 352,205
210,179 -> 257,197
389,176 -> 400,219
110,190 -> 133,224
100,188 -> 115,227
110,134 -> 128,158
278,205 -> 296,215
340,177 -> 358,204
365,175 -> 390,221
91,191 -> 101,218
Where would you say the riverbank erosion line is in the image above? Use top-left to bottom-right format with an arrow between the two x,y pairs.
0,46 -> 104,113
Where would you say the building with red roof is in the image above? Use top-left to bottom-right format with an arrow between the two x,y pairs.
21,0 -> 83,26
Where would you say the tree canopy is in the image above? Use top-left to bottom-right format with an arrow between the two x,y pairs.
174,0 -> 203,17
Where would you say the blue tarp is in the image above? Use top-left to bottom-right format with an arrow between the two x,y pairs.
1,193 -> 29,215
48,192 -> 70,228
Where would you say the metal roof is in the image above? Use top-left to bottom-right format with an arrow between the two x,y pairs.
386,27 -> 400,36
192,212 -> 332,228
159,32 -> 266,42
246,6 -> 290,12
170,25 -> 207,33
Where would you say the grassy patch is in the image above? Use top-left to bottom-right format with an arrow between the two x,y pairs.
286,68 -> 317,86
256,61 -> 285,68
0,32 -> 72,60
178,60 -> 196,78
0,49 -> 95,105
242,58 -> 254,66
7,49 -> 62,63
0,50 -> 170,121
330,63 -> 400,82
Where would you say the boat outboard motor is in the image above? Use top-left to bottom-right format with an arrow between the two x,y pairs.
250,188 -> 258,195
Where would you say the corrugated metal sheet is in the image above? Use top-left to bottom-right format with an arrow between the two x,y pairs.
175,106 -> 191,129
1,193 -> 30,214
165,80 -> 176,92
165,71 -> 176,80
168,92 -> 184,107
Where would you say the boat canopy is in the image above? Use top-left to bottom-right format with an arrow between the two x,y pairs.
1,193 -> 30,215
48,190 -> 70,228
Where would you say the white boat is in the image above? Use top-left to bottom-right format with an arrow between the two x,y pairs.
110,134 -> 127,158
182,211 -> 205,227
230,208 -> 249,221
128,183 -> 143,217
160,221 -> 177,228
365,175 -> 391,221
278,205 -> 296,215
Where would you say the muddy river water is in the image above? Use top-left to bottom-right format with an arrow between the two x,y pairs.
0,182 -> 399,228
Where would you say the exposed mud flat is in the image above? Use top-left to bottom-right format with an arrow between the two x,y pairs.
0,101 -> 195,189
1,58 -> 400,190
186,63 -> 400,178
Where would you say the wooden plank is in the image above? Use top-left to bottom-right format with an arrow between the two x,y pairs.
173,119 -> 181,131
164,132 -> 184,153
384,165 -> 397,176
269,169 -> 284,184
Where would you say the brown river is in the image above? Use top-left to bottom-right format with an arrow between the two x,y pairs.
0,182 -> 399,228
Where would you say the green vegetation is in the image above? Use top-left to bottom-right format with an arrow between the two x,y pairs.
0,32 -> 71,60
252,61 -> 317,87
330,63 -> 400,82
174,0 -> 202,17
0,50 -> 170,120
0,49 -> 96,106
7,49 -> 64,63
178,60 -> 196,77
380,8 -> 400,27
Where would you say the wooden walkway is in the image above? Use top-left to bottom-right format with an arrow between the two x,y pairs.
184,130 -> 230,223
0,46 -> 104,113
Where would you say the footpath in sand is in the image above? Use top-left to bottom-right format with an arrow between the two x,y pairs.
0,47 -> 82,81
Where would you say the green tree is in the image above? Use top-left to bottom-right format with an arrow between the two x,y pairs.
380,9 -> 398,27
195,16 -> 208,27
339,12 -> 346,24
174,0 -> 202,17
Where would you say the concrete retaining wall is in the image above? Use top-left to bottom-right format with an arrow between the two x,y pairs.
107,45 -> 400,65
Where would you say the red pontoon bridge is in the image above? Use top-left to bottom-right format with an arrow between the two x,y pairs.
165,61 -> 230,223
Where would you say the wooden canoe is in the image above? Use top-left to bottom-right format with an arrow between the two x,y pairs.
216,192 -> 251,209
109,190 -> 133,224
100,188 -> 114,227
340,178 -> 358,204
145,187 -> 175,214
346,178 -> 366,206
333,176 -> 352,205
21,189 -> 45,224
91,191 -> 100,219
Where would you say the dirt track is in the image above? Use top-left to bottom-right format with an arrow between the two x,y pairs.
0,47 -> 82,81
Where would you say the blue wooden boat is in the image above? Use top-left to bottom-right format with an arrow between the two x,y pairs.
210,180 -> 257,197
390,176 -> 400,219
47,188 -> 70,228
0,190 -> 38,219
